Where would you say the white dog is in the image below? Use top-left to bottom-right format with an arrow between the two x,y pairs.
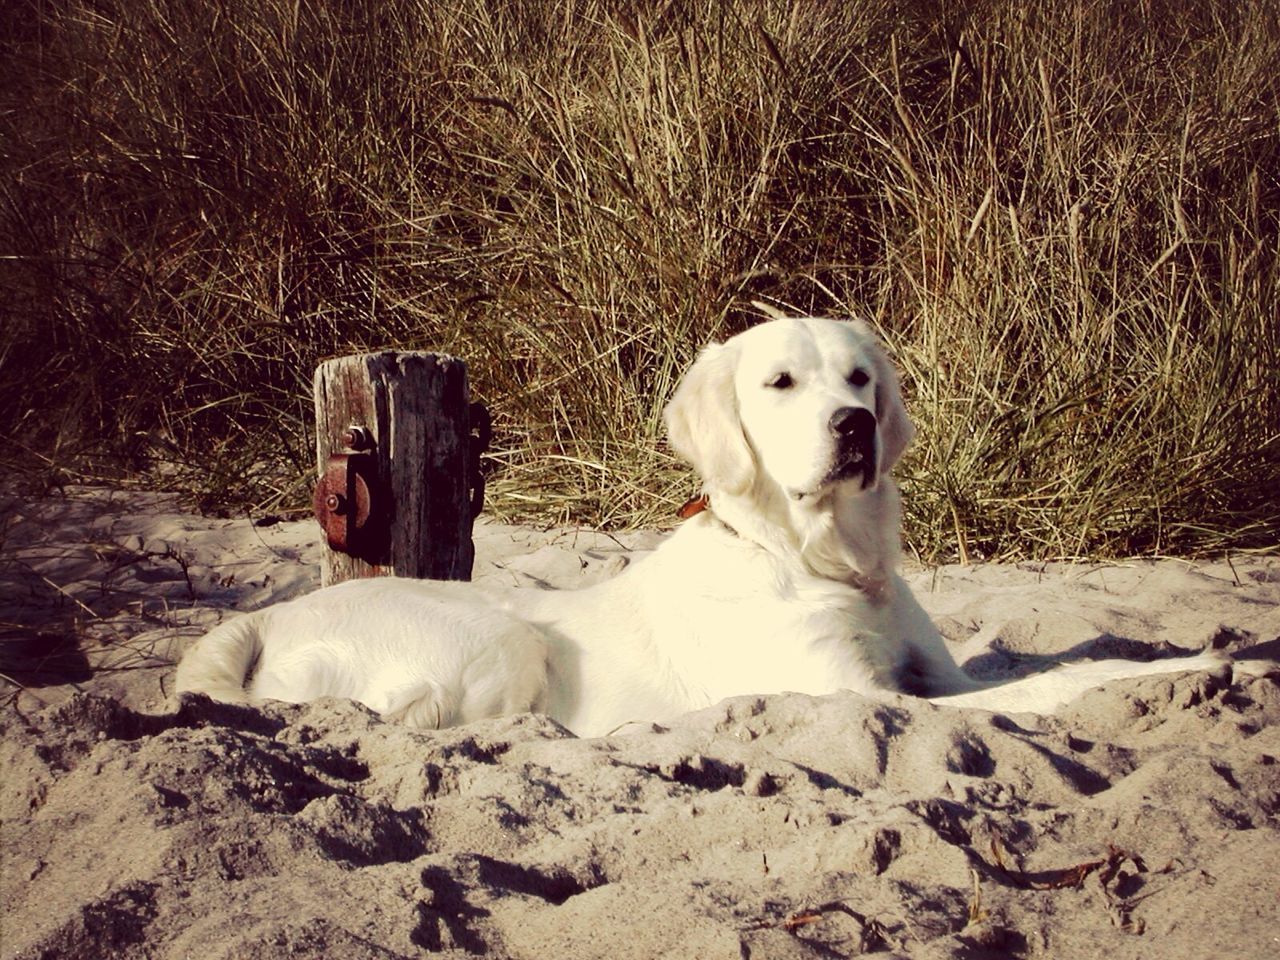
176,315 -> 1235,735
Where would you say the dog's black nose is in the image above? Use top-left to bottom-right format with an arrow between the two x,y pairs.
829,406 -> 876,442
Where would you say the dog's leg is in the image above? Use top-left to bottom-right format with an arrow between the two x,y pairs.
930,651 -> 1232,714
372,619 -> 549,729
376,682 -> 454,729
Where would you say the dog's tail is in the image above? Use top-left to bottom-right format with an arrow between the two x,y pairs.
174,613 -> 265,704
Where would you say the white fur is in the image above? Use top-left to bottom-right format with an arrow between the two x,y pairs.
176,315 -> 1239,736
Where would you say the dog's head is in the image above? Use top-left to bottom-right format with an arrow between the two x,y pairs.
664,315 -> 914,501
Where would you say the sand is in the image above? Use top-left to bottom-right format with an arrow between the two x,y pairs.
2,486 -> 1277,959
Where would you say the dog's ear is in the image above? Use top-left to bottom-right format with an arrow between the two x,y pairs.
664,342 -> 756,494
846,319 -> 915,474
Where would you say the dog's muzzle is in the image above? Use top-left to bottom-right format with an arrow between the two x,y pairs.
825,406 -> 878,489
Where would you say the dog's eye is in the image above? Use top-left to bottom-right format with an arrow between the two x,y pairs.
765,372 -> 794,389
848,368 -> 870,388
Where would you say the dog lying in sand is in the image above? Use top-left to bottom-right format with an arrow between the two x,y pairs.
176,314 -> 1249,735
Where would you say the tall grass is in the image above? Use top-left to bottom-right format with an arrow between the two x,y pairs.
2,0 -> 1277,559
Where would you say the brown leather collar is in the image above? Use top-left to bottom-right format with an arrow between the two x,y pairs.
677,493 -> 710,520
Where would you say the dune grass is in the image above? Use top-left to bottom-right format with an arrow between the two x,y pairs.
2,0 -> 1277,560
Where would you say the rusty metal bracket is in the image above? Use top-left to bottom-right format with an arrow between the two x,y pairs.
467,402 -> 491,520
313,425 -> 383,557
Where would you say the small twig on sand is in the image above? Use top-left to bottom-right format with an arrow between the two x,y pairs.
744,900 -> 895,951
967,868 -> 987,924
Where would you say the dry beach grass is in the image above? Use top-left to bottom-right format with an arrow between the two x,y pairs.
2,0 -> 1278,559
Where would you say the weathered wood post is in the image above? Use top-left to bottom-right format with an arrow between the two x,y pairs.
312,352 -> 489,587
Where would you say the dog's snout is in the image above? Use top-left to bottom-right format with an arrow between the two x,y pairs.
829,406 -> 876,442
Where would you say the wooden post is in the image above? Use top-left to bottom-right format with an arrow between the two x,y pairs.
312,351 -> 484,587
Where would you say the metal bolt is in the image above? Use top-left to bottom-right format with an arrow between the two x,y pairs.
325,492 -> 347,515
343,425 -> 373,450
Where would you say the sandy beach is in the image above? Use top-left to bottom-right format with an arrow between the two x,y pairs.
2,487 -> 1277,959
